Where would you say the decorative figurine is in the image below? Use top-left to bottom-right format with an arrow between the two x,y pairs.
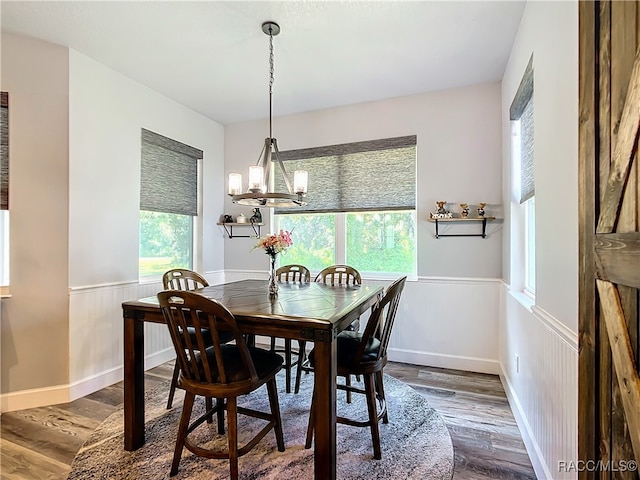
460,203 -> 469,218
430,201 -> 453,219
477,203 -> 486,217
250,207 -> 262,224
223,214 -> 233,224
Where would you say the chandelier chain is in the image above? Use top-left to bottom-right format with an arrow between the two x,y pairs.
269,30 -> 275,96
268,28 -> 275,139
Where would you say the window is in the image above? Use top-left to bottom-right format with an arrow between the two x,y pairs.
510,56 -> 535,296
1,92 -> 9,292
274,136 -> 416,275
139,129 -> 201,279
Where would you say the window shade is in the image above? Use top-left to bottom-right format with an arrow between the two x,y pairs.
140,128 -> 202,216
510,56 -> 534,204
274,135 -> 416,214
1,92 -> 8,211
519,98 -> 535,203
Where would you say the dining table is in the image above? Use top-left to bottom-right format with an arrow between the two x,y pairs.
121,278 -> 383,480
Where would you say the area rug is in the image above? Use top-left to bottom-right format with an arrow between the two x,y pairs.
68,372 -> 453,479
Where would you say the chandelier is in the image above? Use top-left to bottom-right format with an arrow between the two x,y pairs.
228,21 -> 308,207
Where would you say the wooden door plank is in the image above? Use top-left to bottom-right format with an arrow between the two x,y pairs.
596,279 -> 640,463
597,6 -> 614,477
597,49 -> 640,233
612,1 -> 638,235
599,0 -> 612,206
595,232 -> 640,288
579,2 -> 599,476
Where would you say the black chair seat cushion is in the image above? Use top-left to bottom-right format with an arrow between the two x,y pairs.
308,331 -> 381,368
184,327 -> 234,346
191,344 -> 283,384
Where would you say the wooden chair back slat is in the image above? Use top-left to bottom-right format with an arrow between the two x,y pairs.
314,265 -> 362,286
158,290 -> 259,385
162,268 -> 209,291
354,276 -> 406,365
276,264 -> 311,283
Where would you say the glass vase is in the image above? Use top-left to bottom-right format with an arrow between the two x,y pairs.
268,254 -> 278,295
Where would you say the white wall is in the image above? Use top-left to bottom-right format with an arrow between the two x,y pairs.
0,34 -> 70,399
0,34 -> 226,410
68,50 -> 225,286
67,50 -> 225,392
500,2 -> 579,479
224,83 -> 504,279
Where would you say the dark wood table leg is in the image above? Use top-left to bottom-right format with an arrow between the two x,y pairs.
124,312 -> 145,451
313,336 -> 337,480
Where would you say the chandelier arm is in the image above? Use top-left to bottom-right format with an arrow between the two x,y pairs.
272,139 -> 293,194
256,140 -> 267,166
263,138 -> 272,191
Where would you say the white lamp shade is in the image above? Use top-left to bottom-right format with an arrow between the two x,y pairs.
294,170 -> 308,194
248,165 -> 264,191
228,173 -> 243,195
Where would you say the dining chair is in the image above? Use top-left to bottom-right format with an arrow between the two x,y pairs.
314,264 -> 362,333
296,264 -> 364,396
157,290 -> 285,479
304,276 -> 407,460
162,268 -> 234,410
270,264 -> 310,393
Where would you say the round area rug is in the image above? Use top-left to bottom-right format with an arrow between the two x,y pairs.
68,372 -> 453,479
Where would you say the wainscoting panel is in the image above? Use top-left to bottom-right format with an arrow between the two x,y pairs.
500,284 -> 578,480
389,277 -> 502,374
69,280 -> 165,400
67,271 -> 228,403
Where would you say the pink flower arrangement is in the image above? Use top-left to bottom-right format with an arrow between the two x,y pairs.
254,230 -> 293,257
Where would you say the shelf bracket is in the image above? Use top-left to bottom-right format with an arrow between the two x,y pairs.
434,218 -> 488,239
219,223 -> 262,239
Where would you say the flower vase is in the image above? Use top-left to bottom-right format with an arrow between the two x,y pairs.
268,255 -> 278,295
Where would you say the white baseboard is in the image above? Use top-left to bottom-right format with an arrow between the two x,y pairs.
1,347 -> 176,413
144,347 -> 176,371
0,384 -> 70,413
500,365 -> 549,480
68,366 -> 124,402
388,347 -> 501,375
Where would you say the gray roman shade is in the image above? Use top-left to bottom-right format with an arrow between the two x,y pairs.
140,128 -> 202,216
274,135 -> 417,214
1,92 -> 8,211
510,56 -> 535,204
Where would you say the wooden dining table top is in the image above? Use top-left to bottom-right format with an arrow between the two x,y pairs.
125,278 -> 382,340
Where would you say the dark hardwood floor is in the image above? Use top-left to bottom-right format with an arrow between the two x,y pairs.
0,361 -> 536,480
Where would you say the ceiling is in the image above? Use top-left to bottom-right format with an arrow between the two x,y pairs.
1,1 -> 525,125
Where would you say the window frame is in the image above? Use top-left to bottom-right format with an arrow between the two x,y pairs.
523,196 -> 536,297
509,55 -> 535,299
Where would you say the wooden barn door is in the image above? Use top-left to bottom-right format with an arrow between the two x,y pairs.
579,1 -> 640,479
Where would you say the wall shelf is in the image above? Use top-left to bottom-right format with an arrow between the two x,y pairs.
428,216 -> 496,238
217,222 -> 263,239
